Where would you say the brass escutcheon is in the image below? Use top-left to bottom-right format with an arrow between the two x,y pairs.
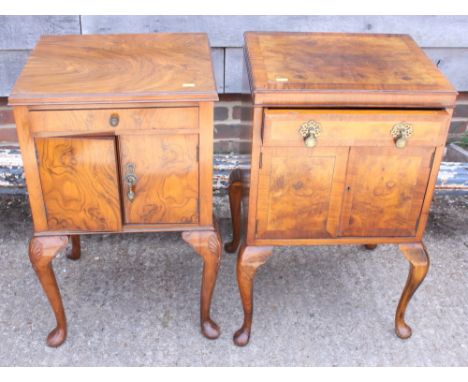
125,163 -> 137,202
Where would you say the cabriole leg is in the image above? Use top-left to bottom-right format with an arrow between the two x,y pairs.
29,235 -> 69,347
66,235 -> 81,260
234,245 -> 273,347
395,242 -> 430,339
182,228 -> 222,339
224,169 -> 243,254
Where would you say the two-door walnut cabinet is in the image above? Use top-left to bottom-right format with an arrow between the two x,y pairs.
226,32 -> 458,346
9,33 -> 221,347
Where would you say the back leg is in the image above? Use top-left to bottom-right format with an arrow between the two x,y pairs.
66,235 -> 81,260
224,169 -> 243,254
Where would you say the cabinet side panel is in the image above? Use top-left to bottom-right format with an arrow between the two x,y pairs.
416,107 -> 454,239
13,106 -> 48,232
246,106 -> 264,244
199,102 -> 213,226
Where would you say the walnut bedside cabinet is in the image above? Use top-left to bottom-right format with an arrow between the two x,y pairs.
225,32 -> 458,346
9,33 -> 221,347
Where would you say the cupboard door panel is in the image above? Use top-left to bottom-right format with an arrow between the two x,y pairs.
35,137 -> 121,231
119,134 -> 199,224
255,147 -> 348,240
340,147 -> 434,237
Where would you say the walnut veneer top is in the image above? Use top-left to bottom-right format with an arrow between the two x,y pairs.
9,33 -> 218,105
244,32 -> 457,107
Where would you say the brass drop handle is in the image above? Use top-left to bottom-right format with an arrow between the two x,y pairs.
391,122 -> 413,149
125,163 -> 137,202
299,120 -> 321,147
109,113 -> 120,127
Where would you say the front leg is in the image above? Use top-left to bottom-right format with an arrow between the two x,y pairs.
395,242 -> 430,339
29,235 -> 69,347
182,228 -> 222,339
234,245 -> 273,346
66,235 -> 81,260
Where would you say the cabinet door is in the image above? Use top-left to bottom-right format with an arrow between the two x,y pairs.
340,147 -> 434,237
35,137 -> 121,231
119,134 -> 199,225
255,147 -> 348,240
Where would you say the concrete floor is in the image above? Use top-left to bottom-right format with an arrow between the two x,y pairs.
0,193 -> 467,366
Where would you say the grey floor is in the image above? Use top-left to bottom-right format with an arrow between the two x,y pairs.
0,193 -> 467,366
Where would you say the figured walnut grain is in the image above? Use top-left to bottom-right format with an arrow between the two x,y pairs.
119,134 -> 199,225
35,137 -> 121,232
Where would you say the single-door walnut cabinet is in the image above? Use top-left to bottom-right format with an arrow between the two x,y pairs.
9,33 -> 221,347
226,32 -> 457,346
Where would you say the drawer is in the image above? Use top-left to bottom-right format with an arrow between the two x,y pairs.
263,109 -> 450,148
29,107 -> 198,135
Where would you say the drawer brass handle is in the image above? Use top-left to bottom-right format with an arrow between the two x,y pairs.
391,122 -> 413,149
109,113 -> 120,127
299,120 -> 321,147
125,163 -> 137,202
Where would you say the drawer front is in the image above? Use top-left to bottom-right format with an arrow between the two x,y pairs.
263,109 -> 449,148
30,107 -> 198,135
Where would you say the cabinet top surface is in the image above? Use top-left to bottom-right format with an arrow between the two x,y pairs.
9,33 -> 218,105
244,32 -> 457,106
